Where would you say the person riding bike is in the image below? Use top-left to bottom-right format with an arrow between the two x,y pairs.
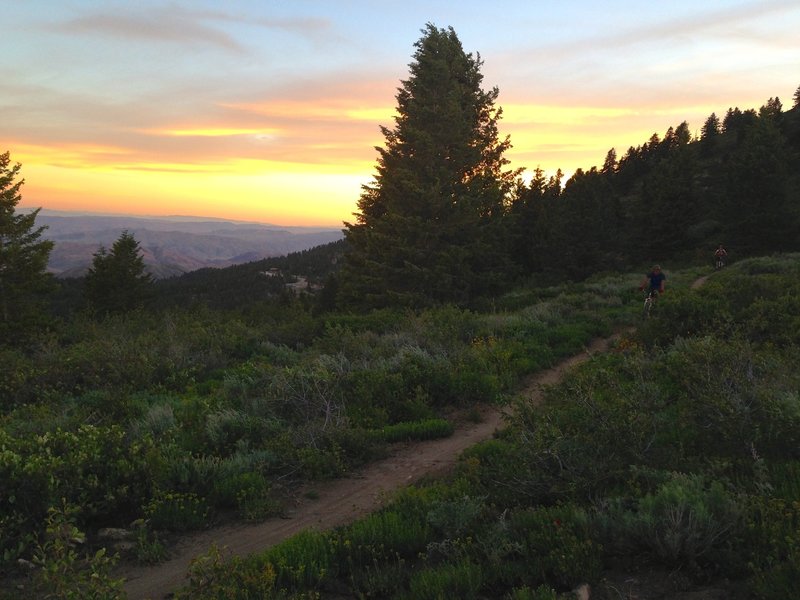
714,244 -> 728,269
640,264 -> 666,299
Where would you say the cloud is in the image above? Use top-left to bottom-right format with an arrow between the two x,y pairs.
511,0 -> 798,62
49,5 -> 338,53
52,8 -> 242,51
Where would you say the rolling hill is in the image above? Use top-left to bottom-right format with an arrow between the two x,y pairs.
35,211 -> 343,278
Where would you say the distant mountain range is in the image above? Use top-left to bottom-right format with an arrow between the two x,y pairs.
34,210 -> 344,279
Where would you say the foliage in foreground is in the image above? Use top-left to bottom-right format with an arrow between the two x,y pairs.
174,255 -> 800,599
0,266 -> 626,584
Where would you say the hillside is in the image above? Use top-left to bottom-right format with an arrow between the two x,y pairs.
3,237 -> 800,599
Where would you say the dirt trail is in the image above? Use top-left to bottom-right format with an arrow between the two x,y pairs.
121,335 -> 619,600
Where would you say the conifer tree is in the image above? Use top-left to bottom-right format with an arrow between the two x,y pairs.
555,167 -> 622,276
339,24 -> 519,309
507,168 -> 562,275
0,151 -> 54,345
85,230 -> 152,314
700,113 -> 721,155
722,116 -> 797,253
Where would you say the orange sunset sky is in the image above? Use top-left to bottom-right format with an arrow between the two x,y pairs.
3,1 -> 799,227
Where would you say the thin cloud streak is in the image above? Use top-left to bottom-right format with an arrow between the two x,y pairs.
51,6 -> 339,51
52,10 -> 243,52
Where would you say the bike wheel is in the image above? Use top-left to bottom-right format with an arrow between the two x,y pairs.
642,297 -> 653,319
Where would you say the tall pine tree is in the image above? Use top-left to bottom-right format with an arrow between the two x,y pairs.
339,24 -> 519,309
0,151 -> 54,345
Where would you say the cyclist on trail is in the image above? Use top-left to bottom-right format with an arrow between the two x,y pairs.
714,244 -> 728,268
640,264 -> 666,298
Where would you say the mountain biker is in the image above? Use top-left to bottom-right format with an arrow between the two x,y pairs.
639,264 -> 666,298
714,244 -> 728,268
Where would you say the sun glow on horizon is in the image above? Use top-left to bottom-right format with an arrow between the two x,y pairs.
148,127 -> 283,137
17,156 -> 372,227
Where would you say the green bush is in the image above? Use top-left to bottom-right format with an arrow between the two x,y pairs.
459,438 -> 528,505
343,365 -> 405,427
339,509 -> 431,564
612,473 -> 741,568
297,444 -> 347,480
737,496 -> 800,598
204,409 -> 286,456
426,495 -> 486,539
404,559 -> 484,600
144,490 -> 209,532
174,544 -> 278,600
132,519 -> 169,565
0,347 -> 38,408
330,427 -> 388,467
770,460 -> 800,501
636,286 -> 731,346
507,504 -> 602,589
0,424 -> 158,567
30,502 -> 124,600
261,529 -> 333,590
346,552 -> 407,598
739,293 -> 800,346
213,471 -> 279,521
505,586 -> 559,600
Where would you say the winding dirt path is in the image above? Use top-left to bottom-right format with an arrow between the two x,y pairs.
121,335 -> 620,600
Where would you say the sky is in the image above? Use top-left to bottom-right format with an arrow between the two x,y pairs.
3,1 -> 799,227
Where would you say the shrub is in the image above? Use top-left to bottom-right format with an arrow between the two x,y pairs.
739,293 -> 800,346
613,473 -> 741,568
131,519 -> 169,565
261,529 -> 333,590
236,473 -> 280,522
130,402 -> 177,441
205,409 -> 285,456
507,504 -> 602,589
297,444 -> 346,480
737,496 -> 800,598
1,423 -> 158,567
770,460 -> 800,501
174,544 -> 278,600
0,347 -> 37,408
340,509 -> 431,565
505,586 -> 559,600
144,490 -> 209,532
30,502 -> 124,599
346,552 -> 407,598
426,495 -> 486,539
330,427 -> 388,467
636,286 -> 731,347
404,559 -> 484,600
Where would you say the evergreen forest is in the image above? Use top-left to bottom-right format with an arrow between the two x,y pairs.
1,23 -> 800,599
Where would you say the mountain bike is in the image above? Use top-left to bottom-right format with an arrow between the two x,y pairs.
642,288 -> 659,319
714,255 -> 726,270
